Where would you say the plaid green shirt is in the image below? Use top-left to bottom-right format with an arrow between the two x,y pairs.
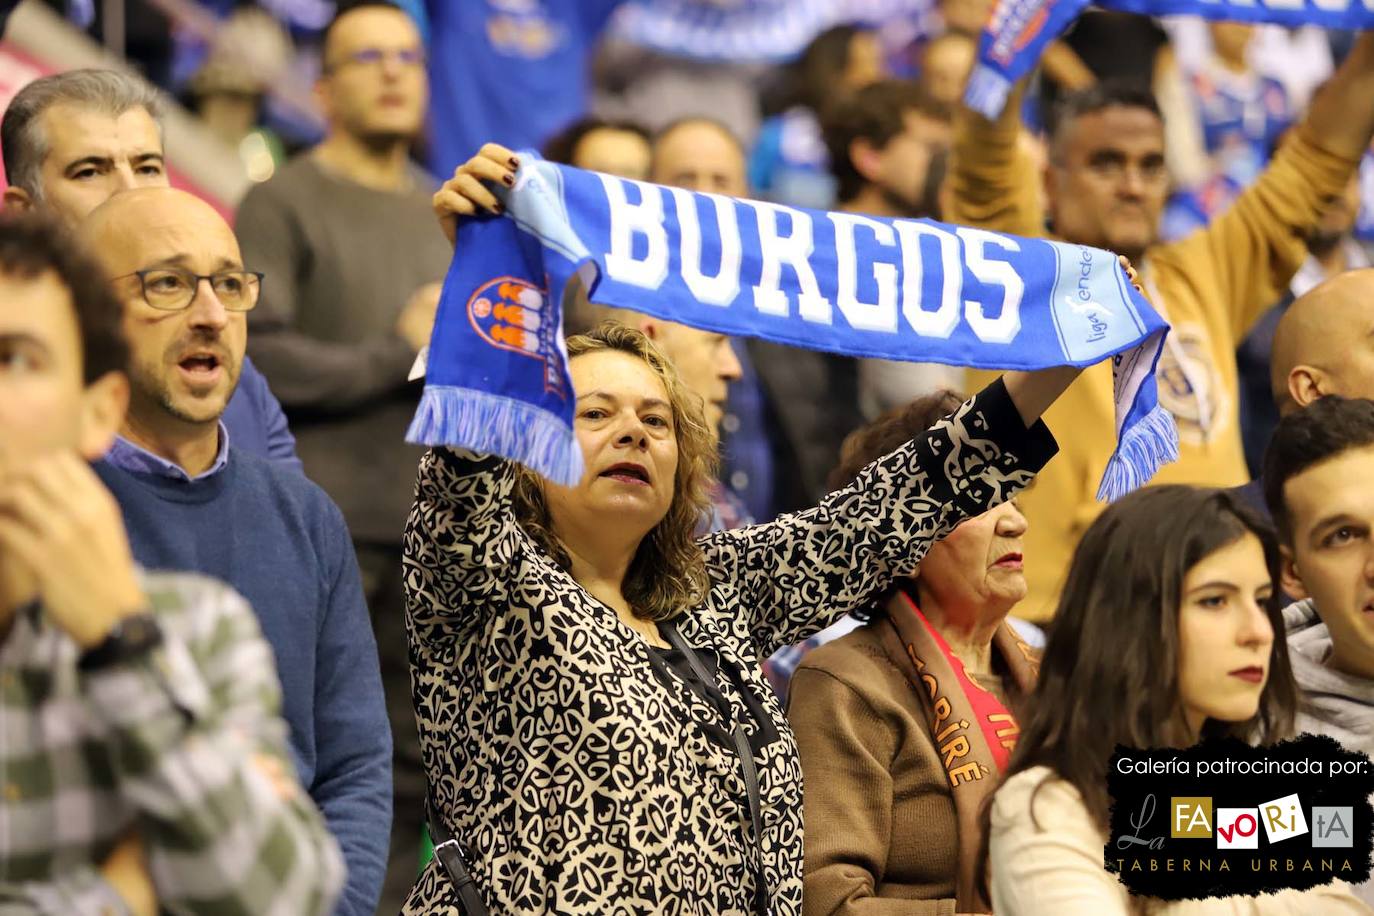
0,570 -> 344,915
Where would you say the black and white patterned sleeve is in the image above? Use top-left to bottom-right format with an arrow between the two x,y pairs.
402,448 -> 524,648
705,377 -> 1058,657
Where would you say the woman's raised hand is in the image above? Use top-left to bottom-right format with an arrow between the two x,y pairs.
432,142 -> 521,247
1119,255 -> 1145,296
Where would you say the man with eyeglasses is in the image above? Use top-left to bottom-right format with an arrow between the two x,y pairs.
1,68 -> 302,473
82,186 -> 393,916
947,36 -> 1374,624
234,4 -> 452,907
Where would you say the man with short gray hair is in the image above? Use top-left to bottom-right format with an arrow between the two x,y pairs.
1,68 -> 300,469
2,68 -> 165,226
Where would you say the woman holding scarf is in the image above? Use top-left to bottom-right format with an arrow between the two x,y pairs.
985,486 -> 1368,913
789,389 -> 1039,916
401,143 -> 1096,916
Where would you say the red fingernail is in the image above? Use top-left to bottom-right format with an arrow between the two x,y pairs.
503,173 -> 515,186
508,156 -> 520,169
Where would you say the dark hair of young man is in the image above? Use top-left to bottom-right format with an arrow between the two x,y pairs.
789,24 -> 869,113
821,79 -> 951,204
1262,395 -> 1374,545
541,117 -> 651,166
0,212 -> 127,382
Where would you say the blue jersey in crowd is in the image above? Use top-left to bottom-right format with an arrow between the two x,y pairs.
423,0 -> 626,179
1190,65 -> 1291,186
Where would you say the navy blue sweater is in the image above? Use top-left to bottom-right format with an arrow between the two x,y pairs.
95,450 -> 392,916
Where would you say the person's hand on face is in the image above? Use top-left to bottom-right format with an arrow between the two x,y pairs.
0,450 -> 147,649
432,143 -> 520,246
0,264 -> 129,619
395,281 -> 443,352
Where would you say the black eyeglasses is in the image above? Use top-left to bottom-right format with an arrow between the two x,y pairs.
113,268 -> 264,312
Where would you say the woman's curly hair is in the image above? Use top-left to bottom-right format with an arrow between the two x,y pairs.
511,322 -> 719,620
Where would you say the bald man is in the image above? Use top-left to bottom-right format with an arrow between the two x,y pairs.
83,188 -> 392,916
1271,268 -> 1374,413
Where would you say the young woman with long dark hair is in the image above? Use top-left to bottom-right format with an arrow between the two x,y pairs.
985,485 -> 1367,913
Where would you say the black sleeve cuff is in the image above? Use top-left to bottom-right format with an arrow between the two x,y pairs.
973,376 -> 1059,474
911,375 -> 1060,524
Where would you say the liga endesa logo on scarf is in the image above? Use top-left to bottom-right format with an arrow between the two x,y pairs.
1105,735 -> 1374,898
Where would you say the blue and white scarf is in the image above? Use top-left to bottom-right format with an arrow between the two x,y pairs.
967,0 -> 1374,119
409,157 -> 1178,501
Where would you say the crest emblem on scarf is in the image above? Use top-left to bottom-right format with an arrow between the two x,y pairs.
468,275 -> 566,397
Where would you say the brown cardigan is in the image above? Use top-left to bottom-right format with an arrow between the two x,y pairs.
788,621 -> 1019,916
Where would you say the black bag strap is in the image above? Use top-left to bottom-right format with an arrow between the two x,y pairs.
427,799 -> 490,916
662,621 -> 771,916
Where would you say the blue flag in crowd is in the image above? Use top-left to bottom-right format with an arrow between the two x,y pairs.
609,0 -> 934,62
423,0 -> 625,179
409,157 -> 1179,502
967,0 -> 1374,118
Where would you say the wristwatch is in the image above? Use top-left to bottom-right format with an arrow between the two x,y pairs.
77,613 -> 163,672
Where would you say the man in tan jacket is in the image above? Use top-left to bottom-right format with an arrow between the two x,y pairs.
948,33 -> 1374,621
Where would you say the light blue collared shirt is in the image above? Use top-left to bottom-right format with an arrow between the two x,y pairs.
103,423 -> 231,482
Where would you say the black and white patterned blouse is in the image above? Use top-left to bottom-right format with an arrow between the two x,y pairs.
400,379 -> 1058,915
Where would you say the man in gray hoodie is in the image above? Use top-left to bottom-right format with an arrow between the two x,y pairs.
1263,395 -> 1374,753
1264,395 -> 1374,905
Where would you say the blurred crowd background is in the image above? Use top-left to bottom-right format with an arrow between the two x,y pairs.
6,2 -> 1374,912
8,0 -> 1367,279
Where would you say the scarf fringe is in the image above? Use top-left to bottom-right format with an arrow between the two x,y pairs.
406,385 -> 585,487
964,64 -> 1013,120
1096,402 -> 1180,503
